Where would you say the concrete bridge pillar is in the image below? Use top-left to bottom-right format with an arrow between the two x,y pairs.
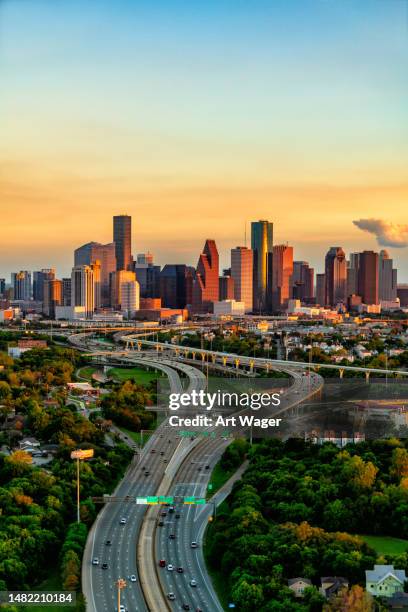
211,354 -> 216,363
222,356 -> 227,367
339,369 -> 344,379
365,371 -> 370,383
235,358 -> 240,369
137,341 -> 142,352
249,360 -> 254,373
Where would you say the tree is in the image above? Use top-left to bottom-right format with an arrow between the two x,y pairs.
391,447 -> 408,480
324,585 -> 374,611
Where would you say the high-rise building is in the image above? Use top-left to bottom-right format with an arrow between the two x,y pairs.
71,265 -> 95,318
379,250 -> 397,301
33,269 -> 55,302
316,273 -> 326,306
113,215 -> 132,271
324,247 -> 347,307
74,242 -> 116,306
271,245 -> 293,311
251,220 -> 273,313
358,251 -> 379,305
219,274 -> 235,301
12,271 -> 32,301
192,239 -> 219,313
121,281 -> 140,317
292,261 -> 314,301
397,284 -> 408,307
110,270 -> 139,311
231,247 -> 253,313
137,252 -> 154,265
0,279 -> 5,296
62,278 -> 72,306
347,254 -> 360,298
160,265 -> 189,309
43,279 -> 62,318
134,258 -> 161,298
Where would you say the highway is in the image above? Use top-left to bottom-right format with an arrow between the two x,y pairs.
82,357 -> 207,612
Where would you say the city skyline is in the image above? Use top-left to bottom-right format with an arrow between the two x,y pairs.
1,0 -> 408,279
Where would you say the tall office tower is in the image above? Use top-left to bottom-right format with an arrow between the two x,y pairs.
137,252 -> 154,265
12,271 -> 32,301
251,220 -> 273,313
231,247 -> 253,313
316,273 -> 325,306
346,254 -> 360,298
134,260 -> 161,298
358,251 -> 379,305
110,270 -> 138,310
292,261 -> 314,301
113,215 -> 132,271
271,245 -> 293,311
74,242 -> 116,306
121,280 -> 140,317
219,274 -> 235,301
0,279 -> 5,296
185,267 -> 195,307
192,239 -> 219,314
71,265 -> 95,318
160,265 -> 189,309
62,278 -> 72,306
33,269 -> 55,302
379,250 -> 397,301
324,247 -> 347,307
43,279 -> 62,318
91,260 -> 102,310
397,285 -> 408,307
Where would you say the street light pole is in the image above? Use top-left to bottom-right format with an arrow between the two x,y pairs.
76,457 -> 80,524
116,578 -> 126,611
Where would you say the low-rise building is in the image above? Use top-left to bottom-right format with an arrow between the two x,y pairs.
366,565 -> 407,598
288,578 -> 312,597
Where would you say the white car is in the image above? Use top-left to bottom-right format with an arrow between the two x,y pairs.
167,564 -> 174,571
92,558 -> 99,565
167,593 -> 176,601
190,579 -> 197,587
190,541 -> 198,548
130,575 -> 137,582
120,518 -> 127,525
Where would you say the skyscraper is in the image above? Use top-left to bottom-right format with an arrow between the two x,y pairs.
324,247 -> 347,307
192,239 -> 219,313
12,271 -> 32,301
347,253 -> 360,298
0,279 -> 5,296
379,250 -> 397,301
231,247 -> 253,313
62,278 -> 72,306
272,245 -> 293,311
316,273 -> 325,306
71,265 -> 95,318
113,215 -> 132,271
33,269 -> 55,302
251,220 -> 273,313
292,261 -> 314,301
110,270 -> 138,311
219,274 -> 235,301
43,279 -> 62,318
74,242 -> 116,306
160,265 -> 189,309
358,251 -> 379,305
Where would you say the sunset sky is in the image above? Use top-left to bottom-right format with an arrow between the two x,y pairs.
1,0 -> 407,280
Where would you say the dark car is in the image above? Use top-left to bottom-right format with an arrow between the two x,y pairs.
176,567 -> 184,573
105,540 -> 111,546
158,521 -> 164,527
160,451 -> 165,456
102,563 -> 108,570
144,471 -> 150,477
182,605 -> 190,610
159,559 -> 166,568
161,511 -> 167,517
175,513 -> 181,519
168,507 -> 175,514
169,534 -> 176,540
205,465 -> 210,470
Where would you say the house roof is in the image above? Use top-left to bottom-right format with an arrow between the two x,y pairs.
366,565 -> 407,585
288,578 -> 312,586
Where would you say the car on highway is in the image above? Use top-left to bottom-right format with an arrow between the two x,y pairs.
105,540 -> 111,546
182,605 -> 190,610
130,574 -> 137,582
161,511 -> 166,517
159,559 -> 166,567
92,558 -> 99,565
167,564 -> 174,571
102,563 -> 108,570
190,579 -> 197,587
158,521 -> 164,527
190,541 -> 198,548
176,567 -> 184,573
205,465 -> 210,470
120,517 -> 127,525
175,513 -> 181,519
144,471 -> 149,477
160,451 -> 164,456
169,534 -> 176,539
169,506 -> 175,513
167,593 -> 176,601
151,449 -> 156,453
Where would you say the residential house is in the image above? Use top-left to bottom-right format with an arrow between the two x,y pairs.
320,577 -> 349,599
366,565 -> 407,598
288,578 -> 312,598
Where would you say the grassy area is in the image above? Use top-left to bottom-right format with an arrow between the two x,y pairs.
107,366 -> 160,385
206,460 -> 237,500
119,426 -> 153,447
359,535 -> 408,555
77,366 -> 97,381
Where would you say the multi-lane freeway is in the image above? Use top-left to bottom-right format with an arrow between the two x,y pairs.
71,330 -> 323,612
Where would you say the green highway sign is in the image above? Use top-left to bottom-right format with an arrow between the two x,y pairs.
208,483 -> 213,490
